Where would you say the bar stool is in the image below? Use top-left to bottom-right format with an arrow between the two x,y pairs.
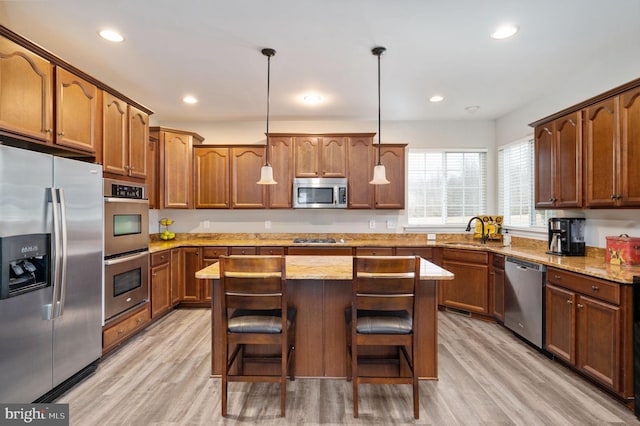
346,255 -> 420,419
218,255 -> 296,417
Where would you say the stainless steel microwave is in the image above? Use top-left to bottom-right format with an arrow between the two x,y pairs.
293,178 -> 348,208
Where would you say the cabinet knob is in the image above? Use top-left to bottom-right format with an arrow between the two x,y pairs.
591,285 -> 599,292
137,318 -> 143,324
45,128 -> 52,133
152,273 -> 157,277
58,131 -> 65,136
554,275 -> 561,280
124,165 -> 130,170
117,329 -> 125,335
567,299 -> 573,305
577,303 -> 584,309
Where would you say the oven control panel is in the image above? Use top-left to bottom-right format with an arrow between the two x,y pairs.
103,179 -> 147,199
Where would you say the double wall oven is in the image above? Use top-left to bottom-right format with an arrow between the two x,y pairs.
103,179 -> 149,321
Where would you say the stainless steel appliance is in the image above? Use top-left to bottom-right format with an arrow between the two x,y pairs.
504,257 -> 546,349
103,178 -> 149,321
547,218 -> 585,256
0,144 -> 103,403
292,177 -> 348,208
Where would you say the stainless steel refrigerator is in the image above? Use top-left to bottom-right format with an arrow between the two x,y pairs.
0,144 -> 103,402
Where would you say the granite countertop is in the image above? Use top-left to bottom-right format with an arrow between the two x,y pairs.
150,233 -> 640,284
195,255 -> 455,281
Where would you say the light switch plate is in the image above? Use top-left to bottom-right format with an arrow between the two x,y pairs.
427,233 -> 436,240
369,219 -> 376,229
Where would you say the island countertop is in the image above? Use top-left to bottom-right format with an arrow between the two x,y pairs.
195,255 -> 454,281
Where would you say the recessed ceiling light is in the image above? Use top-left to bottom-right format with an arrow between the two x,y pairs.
303,94 -> 323,104
465,105 -> 480,114
182,95 -> 198,104
98,29 -> 124,43
429,95 -> 444,103
491,25 -> 519,40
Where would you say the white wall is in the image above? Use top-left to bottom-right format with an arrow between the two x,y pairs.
152,119 -> 496,235
495,43 -> 640,248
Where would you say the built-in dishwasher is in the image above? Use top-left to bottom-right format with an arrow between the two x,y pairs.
504,257 -> 546,348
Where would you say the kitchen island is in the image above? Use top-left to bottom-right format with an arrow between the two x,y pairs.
196,255 -> 454,379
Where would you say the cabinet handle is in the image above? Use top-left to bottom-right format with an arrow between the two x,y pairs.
152,273 -> 157,277
58,132 -> 65,136
566,299 -> 573,305
136,318 -> 143,324
124,165 -> 130,170
45,128 -> 52,133
577,303 -> 584,309
117,329 -> 125,335
591,285 -> 599,292
554,275 -> 561,280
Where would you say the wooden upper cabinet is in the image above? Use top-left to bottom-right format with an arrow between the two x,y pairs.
620,87 -> 640,206
294,136 -> 320,177
231,146 -> 267,208
320,136 -> 347,177
0,35 -> 53,143
194,147 -> 230,209
534,112 -> 582,208
128,105 -> 148,180
347,136 -> 374,208
374,144 -> 406,209
147,133 -> 159,209
55,67 -> 97,154
268,136 -> 293,208
102,92 -> 128,175
294,135 -> 347,178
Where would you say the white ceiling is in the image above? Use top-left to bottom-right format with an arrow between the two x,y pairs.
1,0 -> 639,123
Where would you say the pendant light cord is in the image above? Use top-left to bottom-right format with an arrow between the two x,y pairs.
377,51 -> 382,165
262,48 -> 276,166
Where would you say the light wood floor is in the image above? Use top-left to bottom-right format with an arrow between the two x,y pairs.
59,309 -> 640,425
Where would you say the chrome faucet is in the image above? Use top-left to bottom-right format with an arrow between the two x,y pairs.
465,216 -> 487,244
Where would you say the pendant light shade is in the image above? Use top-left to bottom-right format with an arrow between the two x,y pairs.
257,48 -> 277,185
369,46 -> 390,185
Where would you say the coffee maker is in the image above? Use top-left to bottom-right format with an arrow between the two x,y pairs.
547,218 -> 586,256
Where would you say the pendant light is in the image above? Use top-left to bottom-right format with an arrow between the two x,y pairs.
257,48 -> 277,185
369,46 -> 390,185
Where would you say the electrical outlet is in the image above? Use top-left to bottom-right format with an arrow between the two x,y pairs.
369,219 -> 376,229
387,219 -> 397,229
203,220 -> 210,229
265,220 -> 271,229
427,233 -> 436,240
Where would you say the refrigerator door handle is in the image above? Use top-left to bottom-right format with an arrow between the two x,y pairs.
44,187 -> 62,321
57,188 -> 68,317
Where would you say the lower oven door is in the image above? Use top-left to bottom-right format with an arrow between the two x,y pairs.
104,250 -> 149,321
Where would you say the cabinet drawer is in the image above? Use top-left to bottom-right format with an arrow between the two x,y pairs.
151,251 -> 170,267
395,247 -> 433,260
287,247 -> 353,256
203,247 -> 229,258
355,247 -> 394,256
547,267 -> 620,305
230,246 -> 257,255
492,253 -> 505,269
258,247 -> 285,255
443,248 -> 488,264
103,304 -> 150,350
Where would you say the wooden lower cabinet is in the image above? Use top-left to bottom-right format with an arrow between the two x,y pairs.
170,248 -> 182,306
395,247 -> 433,260
439,249 -> 489,315
545,267 -> 632,400
150,251 -> 171,318
102,303 -> 150,353
490,254 -> 505,322
181,247 -> 202,304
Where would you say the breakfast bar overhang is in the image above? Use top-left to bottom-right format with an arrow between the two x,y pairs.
196,255 -> 454,379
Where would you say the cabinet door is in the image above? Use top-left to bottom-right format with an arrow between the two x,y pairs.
182,247 -> 201,302
128,105 -> 148,180
231,146 -> 267,208
554,113 -> 582,207
374,145 -> 405,209
294,136 -> 320,177
147,134 -> 159,209
102,92 -> 128,176
577,295 -> 621,391
55,67 -> 97,154
534,124 -> 555,208
268,136 -> 293,208
170,248 -> 182,306
620,87 -> 640,206
161,131 -> 193,208
347,136 -> 374,208
320,136 -> 347,177
584,98 -> 618,207
492,266 -> 505,322
0,36 -> 53,142
150,262 -> 171,318
545,284 -> 576,364
194,147 -> 230,208
440,260 -> 489,314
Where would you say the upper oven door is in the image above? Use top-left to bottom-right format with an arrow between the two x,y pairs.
104,197 -> 149,257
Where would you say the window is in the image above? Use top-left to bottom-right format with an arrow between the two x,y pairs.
498,137 -> 550,227
408,150 -> 487,225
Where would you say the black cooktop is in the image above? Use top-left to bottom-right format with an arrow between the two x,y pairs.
292,238 -> 337,244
